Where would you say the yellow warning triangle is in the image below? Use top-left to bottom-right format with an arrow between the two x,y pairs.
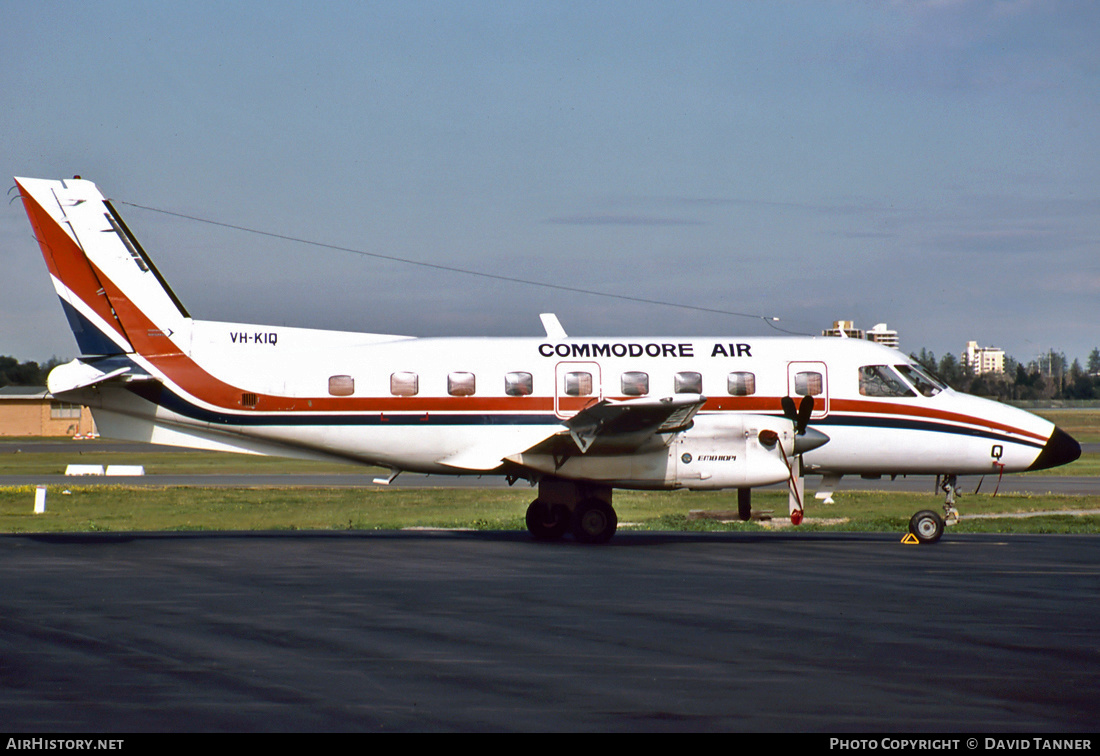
900,533 -> 920,545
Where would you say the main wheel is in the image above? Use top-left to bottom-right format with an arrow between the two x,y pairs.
908,509 -> 945,544
526,500 -> 569,540
570,499 -> 617,544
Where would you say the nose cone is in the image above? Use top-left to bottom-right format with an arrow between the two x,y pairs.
1027,426 -> 1082,471
794,427 -> 830,455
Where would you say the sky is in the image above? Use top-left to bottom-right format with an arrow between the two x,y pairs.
2,0 -> 1097,368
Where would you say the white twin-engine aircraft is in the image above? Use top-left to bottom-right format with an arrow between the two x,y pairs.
15,176 -> 1081,543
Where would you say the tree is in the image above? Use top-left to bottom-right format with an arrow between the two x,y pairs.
0,356 -> 49,388
937,352 -> 967,390
1065,359 -> 1095,400
911,349 -> 937,374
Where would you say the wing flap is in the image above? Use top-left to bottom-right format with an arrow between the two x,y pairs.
562,393 -> 707,454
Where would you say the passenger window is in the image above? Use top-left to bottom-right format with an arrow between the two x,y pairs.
328,375 -> 354,397
447,372 -> 476,397
859,365 -> 915,398
505,372 -> 533,397
727,371 -> 756,396
564,371 -> 593,397
794,371 -> 823,396
621,371 -> 649,396
675,371 -> 702,394
390,372 -> 419,397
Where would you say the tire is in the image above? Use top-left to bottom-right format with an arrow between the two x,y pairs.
570,499 -> 618,544
908,509 -> 945,544
526,500 -> 569,540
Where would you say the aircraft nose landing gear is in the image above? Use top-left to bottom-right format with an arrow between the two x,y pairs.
908,509 -> 945,544
939,474 -> 960,525
906,474 -> 960,544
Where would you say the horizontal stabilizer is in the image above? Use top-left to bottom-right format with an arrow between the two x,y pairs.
46,359 -> 134,396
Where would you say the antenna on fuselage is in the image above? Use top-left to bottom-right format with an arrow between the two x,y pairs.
540,313 -> 567,340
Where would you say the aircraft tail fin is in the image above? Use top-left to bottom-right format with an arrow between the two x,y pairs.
14,176 -> 190,358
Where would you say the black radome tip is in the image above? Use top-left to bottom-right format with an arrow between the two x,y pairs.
1027,426 -> 1082,471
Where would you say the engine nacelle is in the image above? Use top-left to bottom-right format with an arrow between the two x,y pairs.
669,413 -> 797,490
516,413 -> 798,491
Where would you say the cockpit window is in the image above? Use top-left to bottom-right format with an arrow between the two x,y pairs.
859,365 -> 916,398
895,364 -> 945,397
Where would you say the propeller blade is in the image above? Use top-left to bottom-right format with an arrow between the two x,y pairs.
796,395 -> 814,434
781,395 -> 797,422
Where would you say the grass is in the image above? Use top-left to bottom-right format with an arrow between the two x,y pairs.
1,485 -> 1097,536
1024,452 -> 1099,476
1034,409 -> 1100,444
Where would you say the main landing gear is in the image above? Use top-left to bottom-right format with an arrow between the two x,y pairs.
525,477 -> 617,544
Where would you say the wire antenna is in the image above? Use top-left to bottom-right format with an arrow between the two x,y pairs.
118,199 -> 800,332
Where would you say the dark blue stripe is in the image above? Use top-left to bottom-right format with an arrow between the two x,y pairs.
59,298 -> 126,356
813,413 -> 1045,450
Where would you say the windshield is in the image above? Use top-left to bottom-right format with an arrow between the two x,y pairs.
859,365 -> 916,397
895,364 -> 946,397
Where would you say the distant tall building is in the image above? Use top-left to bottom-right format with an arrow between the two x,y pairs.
822,320 -> 899,350
822,320 -> 864,339
866,323 -> 899,350
963,341 -> 1005,375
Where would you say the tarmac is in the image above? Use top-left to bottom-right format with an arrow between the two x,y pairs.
1,529 -> 1097,732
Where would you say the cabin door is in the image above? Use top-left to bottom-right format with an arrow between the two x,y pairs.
787,361 -> 829,419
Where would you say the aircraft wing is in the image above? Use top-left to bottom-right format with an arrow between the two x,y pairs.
505,394 -> 707,465
437,394 -> 706,472
562,394 -> 706,453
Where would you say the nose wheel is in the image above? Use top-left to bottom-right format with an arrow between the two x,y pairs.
908,509 -> 945,544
